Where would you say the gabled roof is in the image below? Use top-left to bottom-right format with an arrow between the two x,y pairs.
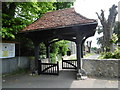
22,8 -> 97,32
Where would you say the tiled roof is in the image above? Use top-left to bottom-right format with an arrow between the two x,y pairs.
22,8 -> 97,32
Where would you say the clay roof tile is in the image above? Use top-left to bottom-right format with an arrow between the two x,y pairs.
22,8 -> 97,32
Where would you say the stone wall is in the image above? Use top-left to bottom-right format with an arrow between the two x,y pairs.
1,57 -> 34,74
1,57 -> 120,78
82,59 -> 120,78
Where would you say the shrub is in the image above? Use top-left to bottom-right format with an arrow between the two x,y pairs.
50,53 -> 56,63
99,47 -> 120,59
50,40 -> 69,63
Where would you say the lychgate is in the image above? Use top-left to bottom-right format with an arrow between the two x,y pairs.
19,8 -> 98,79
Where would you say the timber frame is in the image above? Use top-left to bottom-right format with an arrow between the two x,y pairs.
19,8 -> 98,79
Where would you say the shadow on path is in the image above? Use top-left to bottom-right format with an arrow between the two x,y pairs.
3,70 -> 118,88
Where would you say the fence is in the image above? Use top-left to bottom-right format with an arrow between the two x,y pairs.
62,59 -> 77,69
38,60 -> 59,75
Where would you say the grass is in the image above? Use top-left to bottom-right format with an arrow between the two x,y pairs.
69,55 -> 76,60
83,53 -> 95,58
97,56 -> 103,59
69,53 -> 95,60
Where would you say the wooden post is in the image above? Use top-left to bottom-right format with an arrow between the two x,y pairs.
76,34 -> 88,80
81,37 -> 88,58
81,43 -> 84,58
76,34 -> 82,76
38,60 -> 41,75
34,42 -> 40,72
76,42 -> 81,72
57,61 -> 59,75
76,33 -> 88,80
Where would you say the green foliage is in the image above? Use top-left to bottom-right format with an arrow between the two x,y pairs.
50,40 -> 69,63
2,2 -> 73,57
91,47 -> 98,53
50,53 -> 56,63
91,47 -> 97,51
1,27 -> 15,39
110,33 -> 118,43
57,40 -> 69,56
98,47 -> 120,59
2,2 -> 54,39
114,21 -> 120,43
50,40 -> 69,55
53,2 -> 73,10
2,2 -> 73,39
39,43 -> 46,55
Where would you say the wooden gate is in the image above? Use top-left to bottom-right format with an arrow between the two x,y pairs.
62,59 -> 77,69
38,60 -> 59,75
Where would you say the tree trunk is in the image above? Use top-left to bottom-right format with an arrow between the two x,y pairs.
2,2 -> 16,17
96,4 -> 118,52
9,2 -> 16,18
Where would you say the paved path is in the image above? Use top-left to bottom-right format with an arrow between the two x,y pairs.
63,54 -> 100,60
2,71 -> 118,88
2,54 -> 118,88
84,54 -> 99,59
62,54 -> 76,60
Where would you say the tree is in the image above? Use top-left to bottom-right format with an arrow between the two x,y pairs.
86,41 -> 92,53
2,2 -> 73,57
53,2 -> 73,10
2,2 -> 54,39
97,23 -> 119,52
2,2 -> 73,40
114,21 -> 120,43
91,47 -> 98,53
96,4 -> 118,52
50,40 -> 69,63
96,36 -> 104,51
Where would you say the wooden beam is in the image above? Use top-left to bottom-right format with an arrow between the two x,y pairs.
62,38 -> 76,42
81,36 -> 89,58
2,40 -> 20,44
49,39 -> 62,45
59,36 -> 76,42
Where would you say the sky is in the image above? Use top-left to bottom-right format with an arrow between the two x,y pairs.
74,0 -> 119,48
